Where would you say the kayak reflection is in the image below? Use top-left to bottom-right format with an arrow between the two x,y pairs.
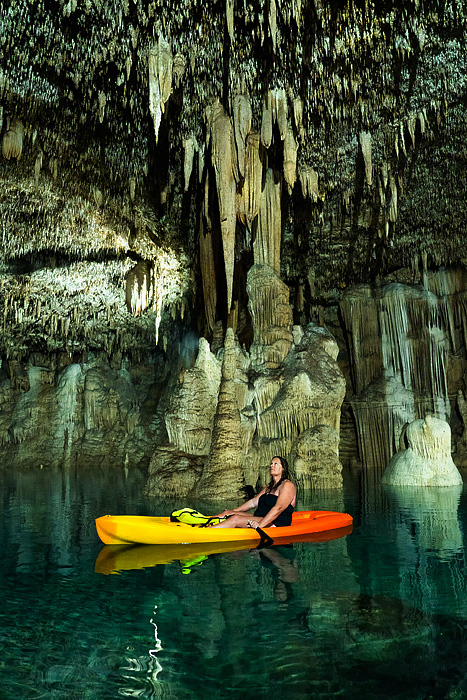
94,525 -> 353,575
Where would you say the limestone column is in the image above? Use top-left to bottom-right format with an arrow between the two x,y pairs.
195,329 -> 245,500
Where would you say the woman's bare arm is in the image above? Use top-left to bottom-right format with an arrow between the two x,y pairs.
254,481 -> 296,528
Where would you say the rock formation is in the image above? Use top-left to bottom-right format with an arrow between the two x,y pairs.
146,285 -> 345,498
382,415 -> 462,486
290,425 -> 343,490
0,354 -> 163,470
195,329 -> 246,500
340,273 -> 467,477
1,1 -> 467,488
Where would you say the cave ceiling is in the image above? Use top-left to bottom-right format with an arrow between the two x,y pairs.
1,0 -> 467,358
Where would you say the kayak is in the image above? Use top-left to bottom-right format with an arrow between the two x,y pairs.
95,524 -> 353,574
95,510 -> 353,546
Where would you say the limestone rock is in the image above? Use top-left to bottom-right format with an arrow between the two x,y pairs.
2,119 -> 23,161
341,281 -> 453,473
255,170 -> 282,274
247,263 -> 293,370
290,424 -> 343,489
0,355 -> 161,471
165,338 -> 221,455
195,329 -> 245,500
145,445 -> 205,498
382,416 -> 462,486
207,101 -> 237,313
236,132 -> 262,231
232,94 -> 252,179
248,324 -> 345,486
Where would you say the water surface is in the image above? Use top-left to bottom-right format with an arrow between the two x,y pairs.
1,469 -> 467,700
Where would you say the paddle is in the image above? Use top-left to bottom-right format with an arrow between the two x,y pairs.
248,520 -> 274,549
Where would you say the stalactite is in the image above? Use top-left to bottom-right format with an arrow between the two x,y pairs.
359,130 -> 372,186
183,135 -> 197,191
148,48 -> 161,142
199,223 -> 217,333
232,94 -> 252,179
255,169 -> 282,274
2,119 -> 24,160
283,127 -> 298,194
207,101 -> 237,314
260,92 -> 273,148
389,173 -> 397,222
236,132 -> 262,230
299,166 -> 319,201
226,0 -> 235,44
273,87 -> 288,140
268,0 -> 277,50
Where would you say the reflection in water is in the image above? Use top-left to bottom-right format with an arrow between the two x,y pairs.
383,484 -> 463,557
1,470 -> 467,700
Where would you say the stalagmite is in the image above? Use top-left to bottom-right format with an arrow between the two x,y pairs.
247,325 -> 345,483
382,416 -> 462,486
255,169 -> 282,274
165,338 -> 222,456
196,329 -> 245,499
208,102 -> 237,313
290,425 -> 343,489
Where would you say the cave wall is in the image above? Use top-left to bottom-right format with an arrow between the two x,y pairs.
1,0 -> 467,481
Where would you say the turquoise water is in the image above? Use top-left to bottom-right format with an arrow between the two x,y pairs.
1,470 -> 467,700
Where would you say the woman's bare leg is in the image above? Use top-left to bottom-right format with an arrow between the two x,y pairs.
211,513 -> 254,528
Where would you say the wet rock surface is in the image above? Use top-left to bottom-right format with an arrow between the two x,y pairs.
1,1 -> 467,485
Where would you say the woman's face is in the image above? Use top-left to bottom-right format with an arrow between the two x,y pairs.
269,457 -> 283,478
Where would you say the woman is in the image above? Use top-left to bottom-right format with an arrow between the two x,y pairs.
211,456 -> 296,529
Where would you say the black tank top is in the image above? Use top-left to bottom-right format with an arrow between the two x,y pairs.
254,493 -> 294,527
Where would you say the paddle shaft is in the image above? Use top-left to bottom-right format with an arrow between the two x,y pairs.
254,525 -> 274,547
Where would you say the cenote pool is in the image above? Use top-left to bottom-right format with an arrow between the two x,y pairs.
1,469 -> 467,700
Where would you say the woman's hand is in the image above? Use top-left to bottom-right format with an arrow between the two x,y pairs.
247,518 -> 264,529
213,509 -> 237,518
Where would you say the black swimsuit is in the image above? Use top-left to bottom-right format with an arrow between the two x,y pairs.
254,493 -> 294,527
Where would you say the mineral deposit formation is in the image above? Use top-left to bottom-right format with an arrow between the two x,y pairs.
1,0 -> 467,494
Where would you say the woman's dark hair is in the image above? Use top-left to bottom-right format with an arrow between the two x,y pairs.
266,456 -> 291,493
